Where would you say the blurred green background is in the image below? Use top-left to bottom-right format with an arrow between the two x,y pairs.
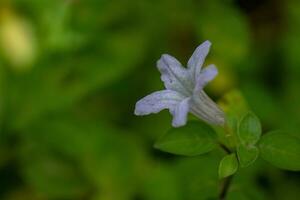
0,0 -> 299,199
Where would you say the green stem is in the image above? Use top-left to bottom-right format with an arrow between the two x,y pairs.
219,175 -> 233,200
218,142 -> 233,199
218,123 -> 235,200
219,143 -> 231,154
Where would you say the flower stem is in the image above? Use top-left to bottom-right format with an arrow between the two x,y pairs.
219,175 -> 233,200
217,119 -> 236,199
218,126 -> 234,200
219,143 -> 231,154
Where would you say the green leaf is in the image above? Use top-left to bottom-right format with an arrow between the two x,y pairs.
154,121 -> 217,156
238,112 -> 261,145
259,131 -> 300,171
237,145 -> 259,168
218,154 -> 238,178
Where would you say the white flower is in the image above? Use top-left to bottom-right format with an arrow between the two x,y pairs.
134,41 -> 225,127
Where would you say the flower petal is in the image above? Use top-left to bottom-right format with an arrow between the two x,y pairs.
157,54 -> 193,96
134,90 -> 185,116
194,64 -> 218,92
171,98 -> 190,127
187,41 -> 211,81
190,91 -> 225,125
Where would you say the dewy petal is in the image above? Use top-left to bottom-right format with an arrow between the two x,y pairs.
171,98 -> 190,127
194,64 -> 218,92
134,90 -> 185,116
157,54 -> 193,96
190,91 -> 225,125
187,41 -> 211,82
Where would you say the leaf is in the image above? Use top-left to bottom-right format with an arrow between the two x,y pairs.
238,112 -> 261,145
218,154 -> 238,178
237,145 -> 259,168
259,131 -> 300,171
154,121 -> 217,156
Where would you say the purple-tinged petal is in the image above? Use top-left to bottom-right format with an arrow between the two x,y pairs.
157,54 -> 193,96
171,98 -> 190,127
187,41 -> 211,81
194,64 -> 218,92
134,90 -> 185,116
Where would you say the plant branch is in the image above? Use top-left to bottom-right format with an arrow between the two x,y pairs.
219,143 -> 231,154
219,175 -> 233,200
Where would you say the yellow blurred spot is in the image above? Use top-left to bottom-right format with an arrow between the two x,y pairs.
218,89 -> 249,116
0,8 -> 36,71
205,59 -> 236,95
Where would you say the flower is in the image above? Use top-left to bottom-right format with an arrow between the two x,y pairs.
134,41 -> 225,127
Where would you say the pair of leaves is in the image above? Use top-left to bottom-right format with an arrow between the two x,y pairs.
218,147 -> 259,179
219,112 -> 261,178
237,112 -> 261,168
238,113 -> 300,171
154,121 -> 217,156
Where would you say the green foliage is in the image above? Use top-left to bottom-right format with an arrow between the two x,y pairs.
259,131 -> 300,171
154,121 -> 217,156
238,112 -> 261,146
235,112 -> 261,167
218,154 -> 238,178
237,145 -> 259,168
0,0 -> 300,199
